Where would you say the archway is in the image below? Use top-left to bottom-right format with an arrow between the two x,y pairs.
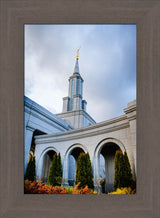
94,138 -> 125,193
100,142 -> 121,193
68,147 -> 85,186
28,129 -> 46,162
41,150 -> 56,183
63,144 -> 88,186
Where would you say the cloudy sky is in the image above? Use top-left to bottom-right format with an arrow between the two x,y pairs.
25,24 -> 136,123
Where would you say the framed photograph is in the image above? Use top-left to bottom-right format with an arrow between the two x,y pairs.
24,24 -> 136,196
0,0 -> 160,217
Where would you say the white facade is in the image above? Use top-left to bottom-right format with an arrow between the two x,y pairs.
34,100 -> 136,192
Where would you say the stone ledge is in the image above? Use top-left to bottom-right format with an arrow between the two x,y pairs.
35,122 -> 129,144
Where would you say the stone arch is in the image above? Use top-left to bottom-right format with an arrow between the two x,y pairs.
24,126 -> 46,175
94,138 -> 126,193
63,143 -> 88,186
28,129 -> 46,161
36,146 -> 59,181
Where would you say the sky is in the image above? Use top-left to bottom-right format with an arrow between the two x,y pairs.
25,24 -> 136,123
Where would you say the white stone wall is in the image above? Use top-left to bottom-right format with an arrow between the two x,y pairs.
24,96 -> 74,174
124,100 -> 136,176
35,100 -> 136,191
35,126 -> 129,185
25,97 -> 136,192
57,109 -> 96,129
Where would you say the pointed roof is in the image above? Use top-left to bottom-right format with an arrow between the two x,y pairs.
73,48 -> 80,75
73,59 -> 80,75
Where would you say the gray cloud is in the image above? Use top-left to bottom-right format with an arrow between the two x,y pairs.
25,24 -> 136,123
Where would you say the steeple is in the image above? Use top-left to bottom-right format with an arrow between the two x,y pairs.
73,59 -> 80,74
62,49 -> 87,112
57,50 -> 96,128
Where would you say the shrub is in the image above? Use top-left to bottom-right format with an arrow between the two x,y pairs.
122,151 -> 133,187
47,153 -> 62,186
114,150 -> 122,190
75,153 -> 94,189
63,186 -> 74,194
72,182 -> 94,194
24,180 -> 96,194
108,187 -> 135,194
25,156 -> 36,182
57,153 -> 62,185
47,153 -> 57,186
114,150 -> 133,190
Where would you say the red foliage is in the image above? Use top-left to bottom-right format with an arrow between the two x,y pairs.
72,182 -> 93,194
24,180 -> 93,194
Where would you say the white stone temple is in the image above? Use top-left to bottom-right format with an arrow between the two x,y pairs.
24,50 -> 136,193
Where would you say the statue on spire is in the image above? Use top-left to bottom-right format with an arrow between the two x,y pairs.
76,47 -> 81,60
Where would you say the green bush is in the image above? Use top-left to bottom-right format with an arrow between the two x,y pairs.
47,153 -> 62,186
114,150 -> 122,190
114,150 -> 133,191
122,151 -> 132,187
75,153 -> 94,189
25,156 -> 36,182
57,153 -> 62,185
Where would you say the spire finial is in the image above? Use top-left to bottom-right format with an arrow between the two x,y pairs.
76,47 -> 81,60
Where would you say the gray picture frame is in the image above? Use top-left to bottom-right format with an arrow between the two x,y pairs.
0,0 -> 160,217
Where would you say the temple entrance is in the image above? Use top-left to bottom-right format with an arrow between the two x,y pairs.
68,147 -> 85,186
41,150 -> 56,183
99,142 -> 121,193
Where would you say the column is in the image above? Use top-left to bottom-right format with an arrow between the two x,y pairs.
24,126 -> 34,175
62,155 -> 69,186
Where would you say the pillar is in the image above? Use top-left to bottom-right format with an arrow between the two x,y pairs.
24,126 -> 34,175
124,100 -> 136,177
62,155 -> 69,186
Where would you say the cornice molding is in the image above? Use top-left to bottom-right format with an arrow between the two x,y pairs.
35,114 -> 129,140
25,107 -> 73,132
35,122 -> 129,144
24,97 -> 74,131
124,106 -> 136,114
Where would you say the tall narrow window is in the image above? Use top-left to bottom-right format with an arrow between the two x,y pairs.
80,82 -> 83,97
70,79 -> 74,110
76,78 -> 79,95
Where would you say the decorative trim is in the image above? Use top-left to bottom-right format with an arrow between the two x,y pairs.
25,107 -> 70,132
35,122 -> 129,144
36,113 -> 128,139
25,96 -> 74,130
